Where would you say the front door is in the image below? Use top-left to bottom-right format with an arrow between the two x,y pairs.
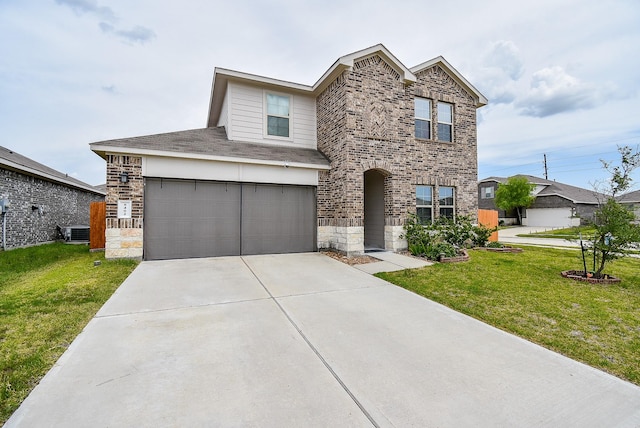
364,170 -> 385,250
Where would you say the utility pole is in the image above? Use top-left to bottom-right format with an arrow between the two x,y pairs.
543,153 -> 548,179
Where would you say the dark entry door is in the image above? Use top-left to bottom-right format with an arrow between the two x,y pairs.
364,170 -> 385,249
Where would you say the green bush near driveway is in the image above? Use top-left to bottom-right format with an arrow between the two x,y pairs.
0,243 -> 138,424
377,246 -> 640,385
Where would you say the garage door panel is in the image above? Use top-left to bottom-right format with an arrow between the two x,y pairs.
525,208 -> 576,228
145,179 -> 315,260
241,184 -> 316,256
144,179 -> 241,260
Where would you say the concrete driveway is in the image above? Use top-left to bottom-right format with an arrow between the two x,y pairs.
498,226 -> 580,248
6,253 -> 640,427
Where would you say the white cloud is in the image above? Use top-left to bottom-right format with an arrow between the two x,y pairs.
54,0 -> 117,22
99,22 -> 155,44
101,84 -> 117,94
56,0 -> 155,45
473,41 -> 524,105
2,0 -> 640,187
517,66 -> 609,117
484,40 -> 524,81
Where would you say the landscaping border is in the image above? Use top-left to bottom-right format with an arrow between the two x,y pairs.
561,270 -> 621,284
439,249 -> 469,263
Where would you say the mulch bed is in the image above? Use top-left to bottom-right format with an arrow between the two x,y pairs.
320,249 -> 378,265
561,270 -> 621,284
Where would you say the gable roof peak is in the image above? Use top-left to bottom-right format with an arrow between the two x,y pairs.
323,43 -> 417,85
411,56 -> 488,107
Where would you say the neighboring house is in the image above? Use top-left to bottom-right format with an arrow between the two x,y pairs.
478,175 -> 604,227
0,146 -> 105,250
618,190 -> 640,221
91,44 -> 487,260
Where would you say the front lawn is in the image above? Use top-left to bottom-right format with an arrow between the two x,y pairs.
0,243 -> 138,424
378,246 -> 640,385
519,225 -> 596,240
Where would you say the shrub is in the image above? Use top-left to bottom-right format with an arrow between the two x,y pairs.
435,216 -> 474,248
402,213 -> 497,259
428,242 -> 458,259
471,222 -> 497,247
486,241 -> 505,248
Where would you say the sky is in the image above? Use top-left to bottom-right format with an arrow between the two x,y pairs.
1,0 -> 639,191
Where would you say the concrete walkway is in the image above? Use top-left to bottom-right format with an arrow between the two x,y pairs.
6,253 -> 640,427
355,251 -> 433,274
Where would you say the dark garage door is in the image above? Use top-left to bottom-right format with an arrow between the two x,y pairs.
144,178 -> 316,260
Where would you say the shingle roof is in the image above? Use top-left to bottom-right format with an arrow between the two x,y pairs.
479,174 -> 604,204
0,146 -> 104,195
618,189 -> 640,203
90,127 -> 330,168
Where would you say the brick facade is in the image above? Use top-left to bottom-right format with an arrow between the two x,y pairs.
104,155 -> 144,258
99,47 -> 483,259
0,168 -> 103,249
317,55 -> 479,254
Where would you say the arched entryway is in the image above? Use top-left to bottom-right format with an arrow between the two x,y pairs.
364,169 -> 386,250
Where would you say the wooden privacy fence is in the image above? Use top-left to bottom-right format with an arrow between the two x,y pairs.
478,209 -> 499,242
90,201 -> 106,250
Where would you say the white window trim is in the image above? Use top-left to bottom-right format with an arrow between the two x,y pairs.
415,97 -> 432,140
438,186 -> 456,219
437,101 -> 454,143
263,90 -> 293,141
416,185 -> 434,224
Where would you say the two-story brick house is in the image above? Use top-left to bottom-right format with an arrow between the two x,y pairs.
91,44 -> 487,260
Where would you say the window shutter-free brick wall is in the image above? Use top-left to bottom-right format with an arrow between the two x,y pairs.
316,55 -> 479,255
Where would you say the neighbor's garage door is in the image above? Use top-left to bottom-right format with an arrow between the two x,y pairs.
144,178 -> 316,260
525,208 -> 573,227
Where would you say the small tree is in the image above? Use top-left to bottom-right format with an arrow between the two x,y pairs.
494,176 -> 536,225
589,199 -> 640,275
584,145 -> 640,276
600,145 -> 640,198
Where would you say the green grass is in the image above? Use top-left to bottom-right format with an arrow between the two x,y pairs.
518,225 -> 597,240
378,246 -> 640,385
0,243 -> 138,424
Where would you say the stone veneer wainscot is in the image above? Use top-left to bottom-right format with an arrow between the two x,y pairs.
105,155 -> 143,258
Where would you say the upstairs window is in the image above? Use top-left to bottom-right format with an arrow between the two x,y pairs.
416,185 -> 433,224
437,102 -> 453,142
439,186 -> 455,219
415,98 -> 431,139
481,186 -> 494,199
266,93 -> 290,138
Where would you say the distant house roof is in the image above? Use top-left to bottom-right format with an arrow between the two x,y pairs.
0,146 -> 105,195
90,127 -> 330,170
618,190 -> 640,203
479,175 -> 604,205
